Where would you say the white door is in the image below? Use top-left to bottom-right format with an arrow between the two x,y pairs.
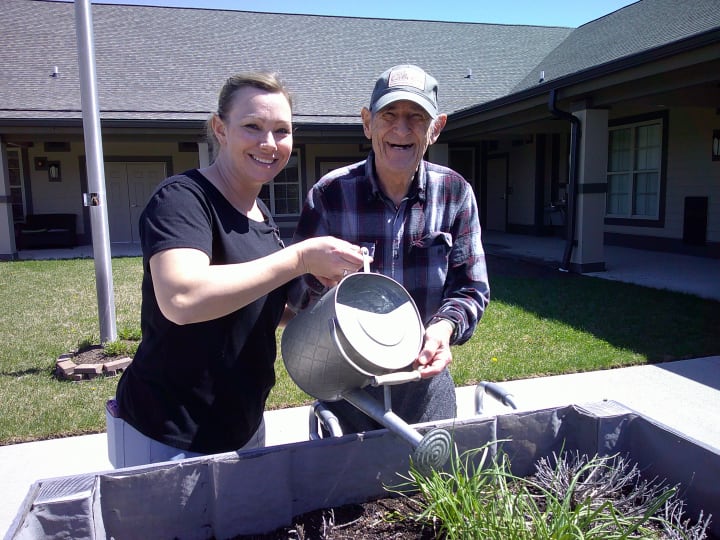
126,163 -> 166,242
105,162 -> 166,243
486,155 -> 508,231
105,163 -> 132,242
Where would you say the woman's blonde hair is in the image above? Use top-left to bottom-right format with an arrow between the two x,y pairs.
205,72 -> 293,160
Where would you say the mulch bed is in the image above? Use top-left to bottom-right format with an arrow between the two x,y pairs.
230,494 -> 437,540
54,345 -> 132,381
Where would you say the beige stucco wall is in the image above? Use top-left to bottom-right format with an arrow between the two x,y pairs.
25,140 -> 85,220
302,142 -> 365,188
604,106 -> 719,243
665,107 -> 719,243
22,139 -> 200,235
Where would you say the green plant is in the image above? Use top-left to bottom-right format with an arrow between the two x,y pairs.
101,339 -> 137,357
389,444 -> 712,539
118,326 -> 142,341
76,337 -> 95,351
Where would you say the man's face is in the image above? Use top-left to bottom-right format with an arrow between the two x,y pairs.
362,100 -> 442,181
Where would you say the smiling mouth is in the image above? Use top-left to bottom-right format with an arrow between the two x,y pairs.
389,143 -> 413,150
251,154 -> 276,165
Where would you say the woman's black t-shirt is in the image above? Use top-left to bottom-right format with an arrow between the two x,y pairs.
115,169 -> 287,454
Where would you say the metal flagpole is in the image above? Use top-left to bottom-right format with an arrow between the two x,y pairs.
74,0 -> 117,343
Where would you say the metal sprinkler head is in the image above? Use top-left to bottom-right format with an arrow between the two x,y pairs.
412,427 -> 452,474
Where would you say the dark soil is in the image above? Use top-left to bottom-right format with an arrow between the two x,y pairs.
70,345 -> 111,365
231,494 -> 437,540
231,470 -> 713,540
64,340 -> 137,367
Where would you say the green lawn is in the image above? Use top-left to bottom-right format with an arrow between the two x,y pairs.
1,255 -> 718,445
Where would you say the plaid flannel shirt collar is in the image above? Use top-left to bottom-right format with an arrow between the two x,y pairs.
365,151 -> 427,204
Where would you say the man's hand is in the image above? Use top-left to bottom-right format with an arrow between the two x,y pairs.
414,319 -> 454,378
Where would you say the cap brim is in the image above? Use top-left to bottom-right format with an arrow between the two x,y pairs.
371,91 -> 437,118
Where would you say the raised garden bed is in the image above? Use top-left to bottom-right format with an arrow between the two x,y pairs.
8,401 -> 719,539
233,450 -> 712,539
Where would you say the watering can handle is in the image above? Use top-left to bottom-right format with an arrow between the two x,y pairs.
372,371 -> 422,386
361,246 -> 370,273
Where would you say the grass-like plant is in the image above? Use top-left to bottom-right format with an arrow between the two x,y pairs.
100,338 -> 138,358
389,443 -> 712,539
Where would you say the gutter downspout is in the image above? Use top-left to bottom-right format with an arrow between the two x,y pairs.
548,89 -> 580,272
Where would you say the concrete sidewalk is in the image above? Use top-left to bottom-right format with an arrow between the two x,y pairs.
3,355 -> 720,537
482,231 -> 720,301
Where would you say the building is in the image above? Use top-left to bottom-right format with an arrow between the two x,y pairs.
1,0 -> 718,270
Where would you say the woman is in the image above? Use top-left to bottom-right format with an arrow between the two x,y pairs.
114,73 -> 364,465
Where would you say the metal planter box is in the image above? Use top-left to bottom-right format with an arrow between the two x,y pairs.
7,401 -> 719,539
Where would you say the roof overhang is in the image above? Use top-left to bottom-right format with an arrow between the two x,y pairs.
444,29 -> 720,139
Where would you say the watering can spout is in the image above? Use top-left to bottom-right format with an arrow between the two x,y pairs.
343,388 -> 452,472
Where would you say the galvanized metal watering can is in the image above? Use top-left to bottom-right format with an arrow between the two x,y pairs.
282,263 -> 452,471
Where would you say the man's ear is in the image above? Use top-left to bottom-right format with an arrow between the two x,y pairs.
429,114 -> 448,144
361,107 -> 373,139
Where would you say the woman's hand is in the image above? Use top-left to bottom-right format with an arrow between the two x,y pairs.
298,236 -> 368,286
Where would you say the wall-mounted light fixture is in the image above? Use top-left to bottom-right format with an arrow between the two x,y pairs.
34,156 -> 48,170
50,66 -> 59,78
713,129 -> 720,161
48,161 -> 62,182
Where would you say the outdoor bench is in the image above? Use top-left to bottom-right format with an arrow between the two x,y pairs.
18,213 -> 77,249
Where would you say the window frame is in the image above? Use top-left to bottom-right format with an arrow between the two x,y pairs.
259,148 -> 303,217
605,111 -> 668,228
6,147 -> 27,223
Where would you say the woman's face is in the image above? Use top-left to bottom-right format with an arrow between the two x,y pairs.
213,86 -> 293,188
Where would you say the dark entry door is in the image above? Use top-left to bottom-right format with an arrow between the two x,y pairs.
486,154 -> 508,231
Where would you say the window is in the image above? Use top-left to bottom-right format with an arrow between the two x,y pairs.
7,148 -> 26,222
259,149 -> 302,217
606,120 -> 662,220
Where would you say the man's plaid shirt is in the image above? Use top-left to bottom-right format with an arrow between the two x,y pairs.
289,153 -> 490,345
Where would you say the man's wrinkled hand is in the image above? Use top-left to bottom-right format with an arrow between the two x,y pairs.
414,320 -> 454,378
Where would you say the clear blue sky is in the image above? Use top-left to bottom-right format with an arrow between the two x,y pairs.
87,0 -> 639,27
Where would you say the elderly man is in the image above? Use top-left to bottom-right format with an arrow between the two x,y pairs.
289,64 -> 490,433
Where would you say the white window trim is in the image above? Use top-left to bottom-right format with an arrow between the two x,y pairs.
7,147 -> 27,222
606,119 -> 663,220
260,148 -> 302,217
